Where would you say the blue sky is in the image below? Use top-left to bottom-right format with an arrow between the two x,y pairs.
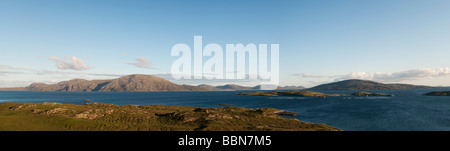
1,0 -> 450,87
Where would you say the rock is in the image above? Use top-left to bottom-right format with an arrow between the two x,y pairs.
183,117 -> 197,123
42,102 -> 61,106
194,108 -> 207,112
273,110 -> 297,116
46,108 -> 67,114
75,110 -> 103,119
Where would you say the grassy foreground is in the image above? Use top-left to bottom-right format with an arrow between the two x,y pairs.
0,102 -> 340,131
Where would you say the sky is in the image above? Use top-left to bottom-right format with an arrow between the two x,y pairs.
1,0 -> 450,88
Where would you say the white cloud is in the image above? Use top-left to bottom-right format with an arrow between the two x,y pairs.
0,70 -> 25,75
0,65 -> 15,69
35,70 -> 124,77
335,68 -> 450,82
292,73 -> 323,78
49,56 -> 90,71
0,65 -> 30,70
0,65 -> 35,77
127,57 -> 155,69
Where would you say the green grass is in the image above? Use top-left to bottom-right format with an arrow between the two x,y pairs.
0,102 -> 341,131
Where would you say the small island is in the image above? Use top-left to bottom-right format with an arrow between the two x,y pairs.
350,92 -> 395,97
423,91 -> 450,96
0,102 -> 340,131
237,90 -> 394,97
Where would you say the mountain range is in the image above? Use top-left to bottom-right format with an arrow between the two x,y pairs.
198,84 -> 305,91
0,75 -> 435,92
24,74 -> 209,92
0,74 -> 305,92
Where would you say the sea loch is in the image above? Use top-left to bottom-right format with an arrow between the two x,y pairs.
1,88 -> 450,131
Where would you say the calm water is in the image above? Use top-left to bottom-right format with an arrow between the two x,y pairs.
1,88 -> 450,131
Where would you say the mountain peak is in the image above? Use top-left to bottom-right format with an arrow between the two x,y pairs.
309,79 -> 432,90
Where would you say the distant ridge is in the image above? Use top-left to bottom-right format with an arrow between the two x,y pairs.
309,79 -> 433,90
22,74 -> 210,92
215,84 -> 254,90
0,74 -> 306,92
0,87 -> 29,91
199,84 -> 305,91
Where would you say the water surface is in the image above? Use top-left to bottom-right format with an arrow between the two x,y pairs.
1,88 -> 450,131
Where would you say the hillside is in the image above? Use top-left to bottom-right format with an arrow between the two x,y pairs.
26,79 -> 110,92
95,75 -> 208,92
24,74 -> 210,92
0,102 -> 340,131
197,84 -> 223,91
0,87 -> 29,91
215,84 -> 255,90
309,79 -> 433,90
